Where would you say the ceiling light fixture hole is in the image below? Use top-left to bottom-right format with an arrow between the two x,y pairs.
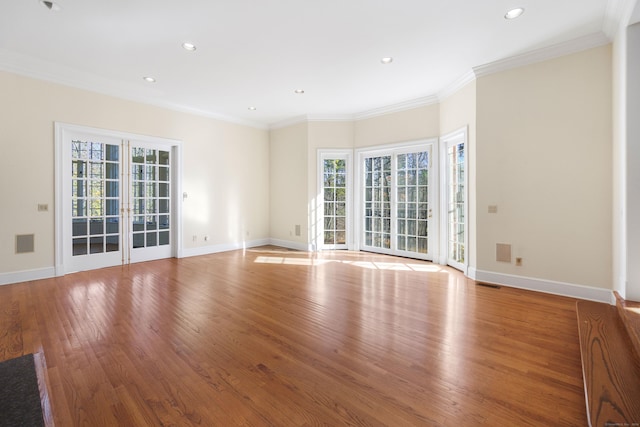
504,7 -> 524,20
294,89 -> 305,94
381,57 -> 393,64
143,76 -> 156,83
182,42 -> 197,51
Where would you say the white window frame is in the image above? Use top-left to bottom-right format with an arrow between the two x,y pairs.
354,139 -> 439,261
316,149 -> 353,250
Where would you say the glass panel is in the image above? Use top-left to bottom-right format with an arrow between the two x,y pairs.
158,167 -> 169,182
159,150 -> 170,165
146,232 -> 157,247
106,199 -> 119,216
146,149 -> 157,164
159,199 -> 169,214
146,216 -> 158,231
133,216 -> 145,232
146,199 -> 156,215
89,200 -> 103,217
72,180 -> 86,197
72,199 -> 87,217
89,219 -> 104,235
105,162 -> 118,179
72,160 -> 86,178
106,181 -> 119,198
132,182 -> 144,198
131,148 -> 145,163
159,231 -> 170,246
159,183 -> 169,198
72,219 -> 87,237
106,218 -> 119,234
73,238 -> 87,255
146,182 -> 157,198
106,235 -> 119,252
336,231 -> 346,245
132,165 -> 144,181
324,231 -> 335,245
159,215 -> 170,229
146,166 -> 157,181
132,233 -> 144,248
89,162 -> 103,179
105,144 -> 119,161
89,236 -> 104,254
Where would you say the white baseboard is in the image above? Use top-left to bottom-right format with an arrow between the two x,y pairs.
181,238 -> 271,258
268,238 -> 312,252
0,267 -> 56,286
473,269 -> 614,304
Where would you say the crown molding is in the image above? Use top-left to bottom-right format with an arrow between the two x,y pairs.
437,71 -> 477,102
353,95 -> 439,121
603,0 -> 638,38
473,32 -> 611,79
0,48 -> 268,130
268,115 -> 309,130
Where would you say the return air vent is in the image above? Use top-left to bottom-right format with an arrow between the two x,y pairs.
16,234 -> 35,254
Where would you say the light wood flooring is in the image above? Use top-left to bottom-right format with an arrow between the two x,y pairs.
0,247 -> 588,426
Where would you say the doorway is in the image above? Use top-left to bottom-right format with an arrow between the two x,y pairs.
55,123 -> 182,274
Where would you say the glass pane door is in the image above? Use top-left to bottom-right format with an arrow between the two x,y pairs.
396,151 -> 430,256
363,155 -> 392,251
67,135 -> 123,272
322,158 -> 347,249
447,141 -> 465,268
129,143 -> 172,263
360,143 -> 435,261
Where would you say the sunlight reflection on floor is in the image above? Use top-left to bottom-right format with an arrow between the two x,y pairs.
254,255 -> 445,272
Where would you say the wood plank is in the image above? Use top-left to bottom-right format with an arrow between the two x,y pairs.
576,300 -> 640,427
0,247 -> 589,426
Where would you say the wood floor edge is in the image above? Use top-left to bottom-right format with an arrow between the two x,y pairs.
615,291 -> 640,359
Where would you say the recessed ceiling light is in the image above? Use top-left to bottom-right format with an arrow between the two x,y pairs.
381,57 -> 393,64
182,42 -> 196,51
143,76 -> 156,83
40,0 -> 61,11
504,7 -> 525,19
248,106 -> 257,111
294,89 -> 305,94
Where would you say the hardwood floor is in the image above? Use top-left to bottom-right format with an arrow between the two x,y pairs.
0,247 -> 588,426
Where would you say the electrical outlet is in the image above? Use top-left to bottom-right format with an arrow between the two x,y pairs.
38,204 -> 48,212
204,235 -> 209,241
515,257 -> 523,266
192,235 -> 197,242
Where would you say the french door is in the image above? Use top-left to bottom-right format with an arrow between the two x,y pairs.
57,124 -> 180,274
359,142 -> 437,261
318,150 -> 352,250
441,128 -> 467,271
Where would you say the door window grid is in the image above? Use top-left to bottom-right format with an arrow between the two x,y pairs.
364,156 -> 391,249
448,143 -> 465,263
71,141 -> 120,256
396,152 -> 430,254
323,159 -> 347,246
131,148 -> 170,249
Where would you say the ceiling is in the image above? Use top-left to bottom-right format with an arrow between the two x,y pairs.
0,0 -> 617,128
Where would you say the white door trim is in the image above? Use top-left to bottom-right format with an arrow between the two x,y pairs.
54,122 -> 183,275
439,126 -> 468,273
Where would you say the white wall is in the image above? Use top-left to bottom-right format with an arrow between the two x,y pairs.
475,45 -> 612,290
269,122 -> 309,248
439,81 -> 477,270
0,71 -> 270,278
354,104 -> 440,148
